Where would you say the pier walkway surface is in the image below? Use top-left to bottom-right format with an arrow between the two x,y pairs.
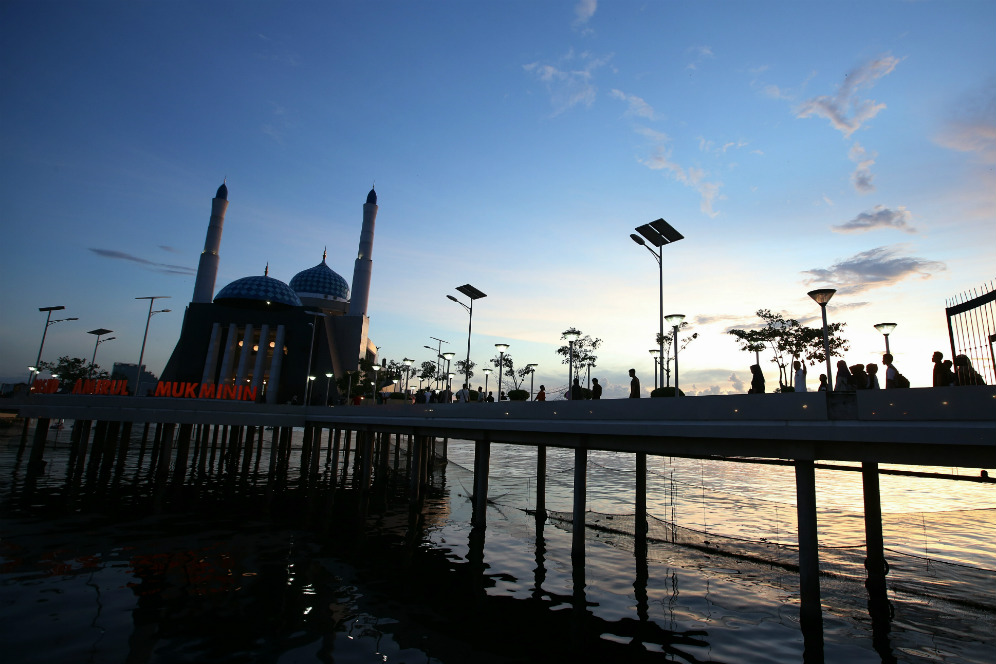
6,386 -> 994,468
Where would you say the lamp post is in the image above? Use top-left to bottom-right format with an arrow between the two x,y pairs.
427,336 -> 448,389
29,306 -> 78,388
494,344 -> 509,400
448,284 -> 487,397
631,218 -> 684,390
563,331 -> 579,399
874,323 -> 897,354
303,311 -> 326,405
325,372 -> 334,405
808,289 -> 837,397
665,314 -> 685,396
649,349 -> 660,390
87,329 -> 115,379
526,363 -> 538,400
442,352 -> 455,394
403,358 -> 414,397
307,375 -> 316,404
135,296 -> 171,396
371,364 -> 381,401
483,367 -> 492,401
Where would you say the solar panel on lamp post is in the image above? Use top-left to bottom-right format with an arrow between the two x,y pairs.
87,329 -> 115,379
29,306 -> 77,390
135,296 -> 171,396
631,218 -> 684,390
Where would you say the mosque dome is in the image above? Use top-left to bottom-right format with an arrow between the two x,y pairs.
290,251 -> 350,302
214,268 -> 302,309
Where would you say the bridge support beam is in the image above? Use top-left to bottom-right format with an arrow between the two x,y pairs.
472,437 -> 490,528
636,452 -> 648,556
535,445 -> 547,521
572,446 -> 586,560
794,458 -> 824,660
862,462 -> 895,661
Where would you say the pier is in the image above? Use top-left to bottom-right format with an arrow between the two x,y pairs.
5,386 -> 995,662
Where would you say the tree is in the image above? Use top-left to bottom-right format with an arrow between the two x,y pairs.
555,327 -> 602,388
729,309 -> 850,389
417,361 -> 437,386
490,352 -> 524,390
455,359 -> 476,383
38,356 -> 109,385
656,324 -> 697,387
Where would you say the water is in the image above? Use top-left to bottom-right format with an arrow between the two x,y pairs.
1,421 -> 993,663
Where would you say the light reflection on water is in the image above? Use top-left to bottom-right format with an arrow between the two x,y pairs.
1,424 -> 994,664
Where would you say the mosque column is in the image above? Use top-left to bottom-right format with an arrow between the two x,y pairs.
251,324 -> 270,393
235,324 -> 254,387
201,323 -> 222,385
266,325 -> 287,404
218,323 -> 239,386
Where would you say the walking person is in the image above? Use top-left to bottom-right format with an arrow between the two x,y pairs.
629,369 -> 640,398
591,378 -> 602,399
883,353 -> 900,388
932,351 -> 946,387
793,360 -> 807,392
536,385 -> 546,401
570,377 -> 583,400
456,383 -> 470,403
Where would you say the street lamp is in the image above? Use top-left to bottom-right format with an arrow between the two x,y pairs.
29,306 -> 78,388
631,218 -> 684,391
649,349 -> 660,390
526,363 -> 538,400
371,364 -> 381,400
449,284 -> 487,397
87,329 -> 115,379
135,295 -> 171,396
483,367 -> 492,400
494,343 -> 509,400
325,372 -> 334,405
442,351 -> 455,393
874,323 -> 897,354
403,358 -> 414,396
303,311 -> 326,405
307,375 -> 316,403
665,314 -> 685,397
808,289 -> 837,397
563,331 -> 579,399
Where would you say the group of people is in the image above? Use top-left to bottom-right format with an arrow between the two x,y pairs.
745,349 -> 987,394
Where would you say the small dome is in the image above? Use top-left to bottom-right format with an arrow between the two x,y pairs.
216,181 -> 228,200
215,274 -> 302,309
290,255 -> 350,302
366,187 -> 377,205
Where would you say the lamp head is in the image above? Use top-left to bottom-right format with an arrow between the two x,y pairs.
494,343 -> 509,352
630,233 -> 646,246
483,368 -> 492,375
326,372 -> 333,378
665,314 -> 686,326
564,331 -> 580,342
442,352 -> 455,360
649,349 -> 660,357
874,323 -> 897,335
807,288 -> 836,306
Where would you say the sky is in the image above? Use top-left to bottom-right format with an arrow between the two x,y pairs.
1,0 -> 994,398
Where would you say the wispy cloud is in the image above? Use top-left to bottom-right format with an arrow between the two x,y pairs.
523,49 -> 612,115
796,55 -> 900,138
89,248 -> 195,276
849,142 -> 877,193
573,0 -> 597,31
635,126 -> 723,217
686,45 -> 714,71
610,89 -> 657,119
802,245 -> 943,294
832,205 -> 915,234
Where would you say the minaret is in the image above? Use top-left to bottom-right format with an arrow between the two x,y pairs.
191,181 -> 229,303
348,187 -> 378,316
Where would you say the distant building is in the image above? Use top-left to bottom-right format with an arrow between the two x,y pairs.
160,183 -> 380,405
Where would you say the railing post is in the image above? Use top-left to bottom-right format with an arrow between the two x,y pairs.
794,458 -> 825,661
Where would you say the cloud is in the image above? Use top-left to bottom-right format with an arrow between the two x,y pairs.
523,50 -> 611,115
636,127 -> 724,217
801,245 -> 944,295
796,55 -> 900,138
934,76 -> 996,164
158,245 -> 180,253
90,248 -> 196,276
832,205 -> 915,234
849,142 -> 877,193
573,0 -> 597,29
686,45 -> 714,70
729,372 -> 745,394
610,89 -> 657,119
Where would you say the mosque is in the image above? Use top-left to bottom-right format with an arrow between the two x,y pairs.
159,182 -> 379,404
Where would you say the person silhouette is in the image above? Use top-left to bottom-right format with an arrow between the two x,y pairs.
591,378 -> 602,399
629,369 -> 640,398
748,364 -> 765,394
536,385 -> 546,401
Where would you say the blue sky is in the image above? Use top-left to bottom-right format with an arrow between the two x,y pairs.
2,0 -> 993,396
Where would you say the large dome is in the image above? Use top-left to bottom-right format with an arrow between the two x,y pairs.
214,271 -> 302,309
290,252 -> 350,302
